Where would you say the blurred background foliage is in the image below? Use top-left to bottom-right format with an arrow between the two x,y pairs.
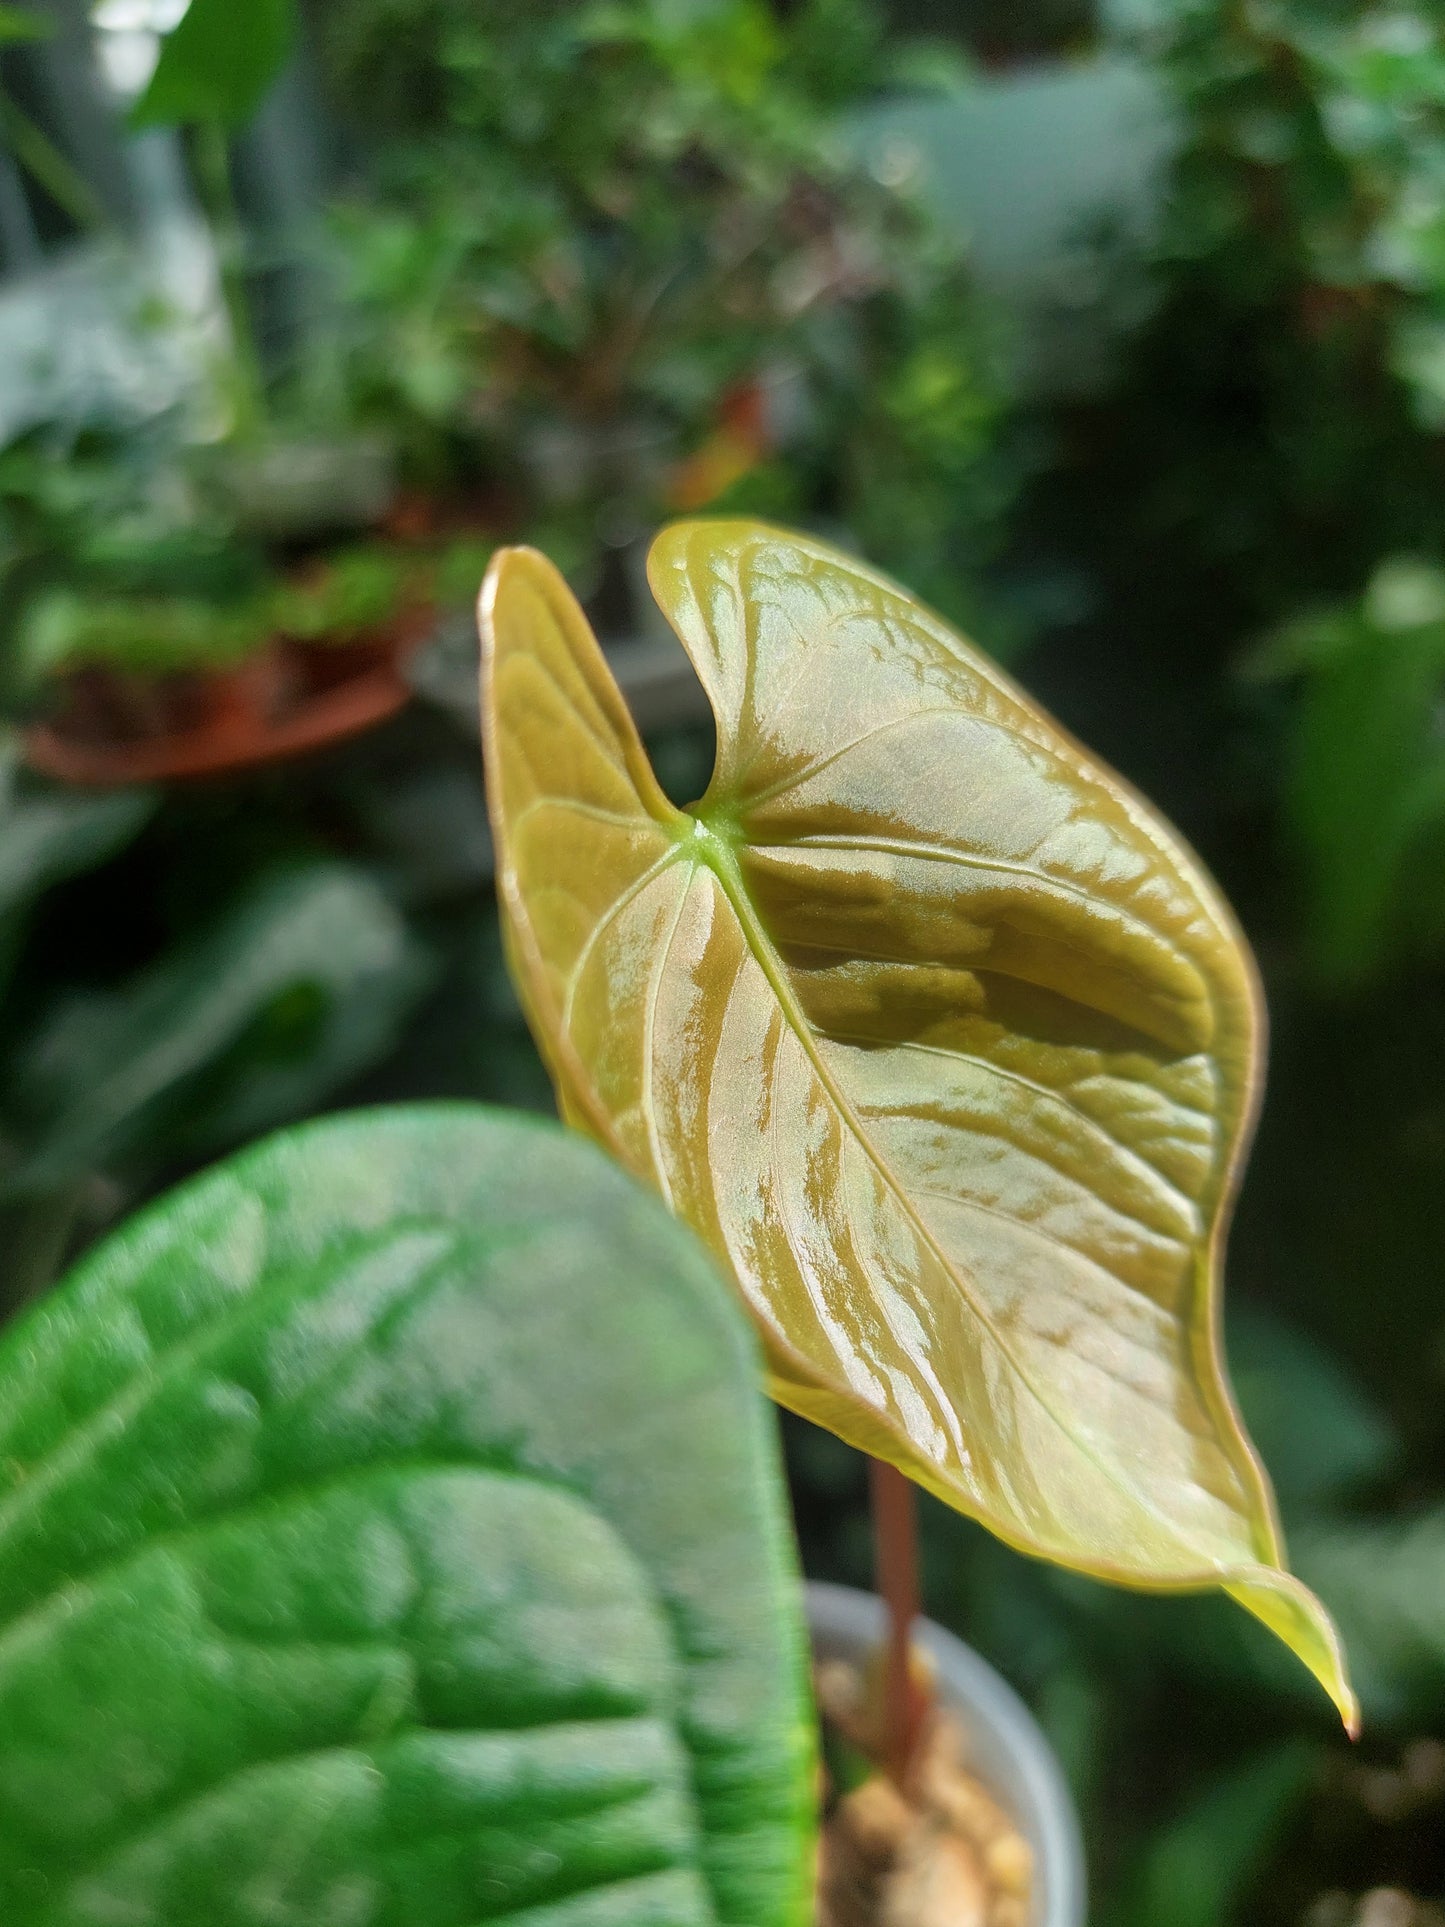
4,1 -> 1445,1921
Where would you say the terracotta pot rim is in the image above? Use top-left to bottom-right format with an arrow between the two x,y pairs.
22,609 -> 432,789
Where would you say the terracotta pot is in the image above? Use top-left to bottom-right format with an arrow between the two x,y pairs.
807,1581 -> 1087,1927
23,607 -> 433,788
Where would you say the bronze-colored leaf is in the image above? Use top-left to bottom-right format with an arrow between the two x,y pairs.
480,519 -> 1355,1730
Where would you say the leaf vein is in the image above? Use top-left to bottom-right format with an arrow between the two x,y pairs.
560,848 -> 685,1032
840,1030 -> 1203,1226
702,849 -> 1251,1566
765,833 -> 1199,986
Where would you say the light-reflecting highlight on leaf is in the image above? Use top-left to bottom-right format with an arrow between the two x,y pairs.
481,519 -> 1355,1731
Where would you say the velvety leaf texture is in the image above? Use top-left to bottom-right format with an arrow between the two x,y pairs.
480,518 -> 1356,1729
0,1105 -> 815,1926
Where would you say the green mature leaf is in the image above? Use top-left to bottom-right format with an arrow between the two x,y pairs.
0,1105 -> 815,1924
481,517 -> 1355,1727
0,745 -> 153,995
131,0 -> 296,131
2,862 -> 432,1193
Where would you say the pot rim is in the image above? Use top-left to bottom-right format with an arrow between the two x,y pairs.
21,613 -> 429,787
805,1579 -> 1086,1927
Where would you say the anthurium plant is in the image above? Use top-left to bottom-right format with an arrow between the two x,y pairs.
479,516 -> 1357,1733
0,517 -> 1362,1923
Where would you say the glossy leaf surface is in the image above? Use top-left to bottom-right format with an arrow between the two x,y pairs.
481,518 -> 1355,1727
0,1105 -> 815,1925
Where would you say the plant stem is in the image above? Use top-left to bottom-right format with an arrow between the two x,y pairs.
868,1456 -> 928,1789
0,88 -> 105,233
191,118 -> 266,437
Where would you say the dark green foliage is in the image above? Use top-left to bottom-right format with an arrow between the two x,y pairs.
0,861 -> 433,1195
1104,1744 -> 1322,1927
1296,1514 -> 1445,1727
1104,0 -> 1445,607
0,4 -> 48,44
314,0 -> 1014,635
1042,0 -> 1445,986
0,746 -> 153,995
1250,559 -> 1445,985
0,426 -> 491,685
132,0 -> 296,130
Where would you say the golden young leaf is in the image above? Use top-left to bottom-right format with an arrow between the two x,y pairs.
480,519 -> 1355,1730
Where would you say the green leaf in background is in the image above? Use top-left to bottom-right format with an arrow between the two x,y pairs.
131,0 -> 297,131
0,1105 -> 816,1926
1295,1512 -> 1445,1729
1109,1742 -> 1325,1927
1,861 -> 433,1195
1107,1742 -> 1320,1927
1229,1303 -> 1400,1516
1259,558 -> 1445,985
0,745 -> 153,996
0,4 -> 48,44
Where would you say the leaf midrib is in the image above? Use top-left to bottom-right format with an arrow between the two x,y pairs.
686,821 -> 1261,1573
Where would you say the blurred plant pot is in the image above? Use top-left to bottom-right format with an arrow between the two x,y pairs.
206,432 -> 399,542
382,483 -> 519,545
22,607 -> 433,787
518,415 -> 678,514
807,1581 -> 1086,1927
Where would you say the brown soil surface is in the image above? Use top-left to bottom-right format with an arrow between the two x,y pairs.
815,1658 -> 1035,1927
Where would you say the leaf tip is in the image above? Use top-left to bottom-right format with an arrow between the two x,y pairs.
1228,1568 -> 1359,1736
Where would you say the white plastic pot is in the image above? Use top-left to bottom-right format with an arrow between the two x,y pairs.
806,1581 -> 1087,1927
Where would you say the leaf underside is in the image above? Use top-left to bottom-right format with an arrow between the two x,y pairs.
480,517 -> 1356,1730
0,1106 -> 815,1926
